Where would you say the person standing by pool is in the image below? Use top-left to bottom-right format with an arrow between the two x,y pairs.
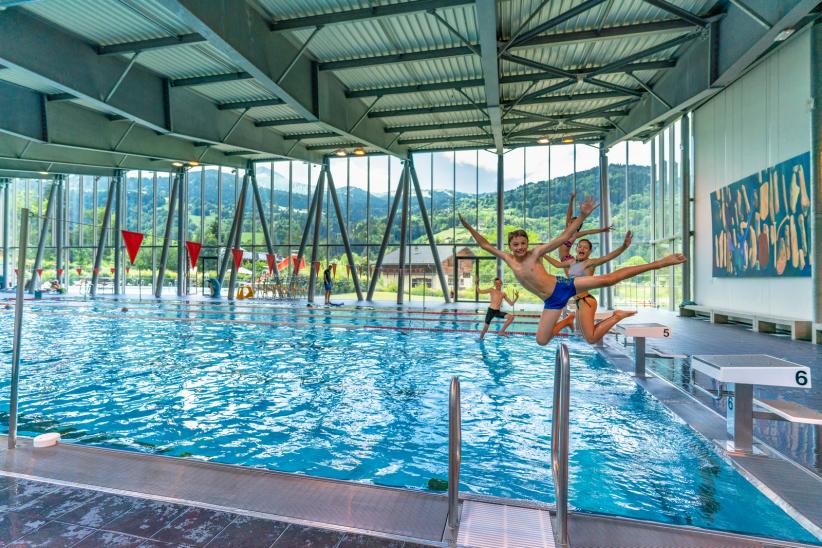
476,277 -> 520,339
323,264 -> 333,305
544,231 -> 637,344
458,197 -> 685,346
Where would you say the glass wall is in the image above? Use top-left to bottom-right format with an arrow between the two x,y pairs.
0,125 -> 690,304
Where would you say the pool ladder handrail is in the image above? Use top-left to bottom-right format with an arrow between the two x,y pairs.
552,343 -> 571,548
448,375 -> 461,529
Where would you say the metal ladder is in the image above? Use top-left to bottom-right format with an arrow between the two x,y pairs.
552,343 -> 571,548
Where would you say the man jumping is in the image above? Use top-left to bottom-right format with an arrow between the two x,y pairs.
459,196 -> 685,346
477,277 -> 520,339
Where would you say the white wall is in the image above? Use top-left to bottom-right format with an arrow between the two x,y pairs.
693,29 -> 812,319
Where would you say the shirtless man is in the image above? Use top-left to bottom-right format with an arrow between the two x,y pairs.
458,196 -> 686,346
477,277 -> 520,339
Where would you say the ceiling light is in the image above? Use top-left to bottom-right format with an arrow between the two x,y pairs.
562,137 -> 574,144
774,28 -> 794,42
188,160 -> 200,167
334,148 -> 347,157
38,171 -> 49,175
353,147 -> 366,156
171,161 -> 184,167
537,137 -> 550,144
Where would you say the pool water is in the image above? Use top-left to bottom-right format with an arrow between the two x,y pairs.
0,300 -> 817,544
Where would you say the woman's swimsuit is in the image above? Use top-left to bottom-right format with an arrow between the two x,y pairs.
568,261 -> 597,307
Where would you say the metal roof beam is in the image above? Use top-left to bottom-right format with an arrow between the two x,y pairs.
319,46 -> 474,71
217,98 -> 284,110
399,125 -> 602,145
96,33 -> 206,56
0,9 -> 321,163
254,118 -> 310,127
46,93 -> 75,102
587,31 -> 700,76
513,0 -> 608,46
157,0 -> 405,157
641,0 -> 710,28
604,0 -> 818,147
283,131 -> 338,140
170,71 -> 253,87
370,91 -> 632,118
0,80 -> 280,171
347,60 -> 674,98
305,142 -> 364,151
513,19 -> 694,48
474,0 -> 503,153
269,0 -> 473,31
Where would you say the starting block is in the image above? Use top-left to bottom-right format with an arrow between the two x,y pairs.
615,323 -> 672,377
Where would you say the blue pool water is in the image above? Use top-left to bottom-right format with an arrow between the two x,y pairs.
0,300 -> 817,544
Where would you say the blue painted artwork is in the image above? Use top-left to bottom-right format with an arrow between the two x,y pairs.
710,151 -> 811,278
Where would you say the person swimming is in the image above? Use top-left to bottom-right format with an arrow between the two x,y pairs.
459,198 -> 686,346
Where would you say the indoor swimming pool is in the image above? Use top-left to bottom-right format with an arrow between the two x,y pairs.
0,299 -> 817,544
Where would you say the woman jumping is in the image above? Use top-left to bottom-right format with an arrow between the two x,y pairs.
544,231 -> 637,344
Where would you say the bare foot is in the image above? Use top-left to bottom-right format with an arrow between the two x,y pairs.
497,330 -> 510,337
613,309 -> 637,320
659,253 -> 687,266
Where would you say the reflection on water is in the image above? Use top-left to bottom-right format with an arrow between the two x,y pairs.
0,303 -> 817,544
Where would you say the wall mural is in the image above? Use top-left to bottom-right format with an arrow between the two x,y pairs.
710,151 -> 811,278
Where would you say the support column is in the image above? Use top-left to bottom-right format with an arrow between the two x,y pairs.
681,115 -> 692,305
90,177 -> 117,297
409,159 -> 450,303
307,169 -> 326,303
496,153 -> 504,280
227,181 -> 247,301
812,21 -> 822,322
599,148 -> 612,310
55,176 -> 64,288
367,166 -> 406,301
2,178 -> 9,288
217,171 -> 250,287
325,165 -> 363,301
176,168 -> 186,297
290,178 -> 322,296
154,171 -> 180,298
113,170 -> 123,294
397,162 -> 410,305
250,162 -> 281,285
30,183 -> 57,287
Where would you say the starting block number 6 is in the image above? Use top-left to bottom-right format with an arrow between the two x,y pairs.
796,371 -> 809,386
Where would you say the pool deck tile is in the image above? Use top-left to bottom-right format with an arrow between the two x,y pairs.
204,514 -> 288,547
103,501 -> 188,539
149,507 -> 234,546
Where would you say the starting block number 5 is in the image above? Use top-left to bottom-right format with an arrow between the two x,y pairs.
663,328 -> 670,337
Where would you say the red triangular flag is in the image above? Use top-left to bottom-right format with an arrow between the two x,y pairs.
266,254 -> 276,274
291,255 -> 299,267
110,267 -> 115,274
185,241 -> 202,269
93,267 -> 99,274
313,261 -> 320,274
232,248 -> 244,270
121,230 -> 144,265
75,268 -> 82,276
346,264 -> 350,277
36,268 -> 42,277
332,263 -> 337,278
277,257 -> 289,272
56,268 -> 63,277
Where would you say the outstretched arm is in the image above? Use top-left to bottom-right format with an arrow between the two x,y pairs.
542,254 -> 574,269
589,231 -> 632,268
475,278 -> 493,295
459,214 -> 510,262
531,195 -> 598,257
577,225 -> 613,238
565,192 -> 576,225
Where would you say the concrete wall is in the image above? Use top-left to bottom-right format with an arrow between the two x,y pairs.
693,29 -> 812,318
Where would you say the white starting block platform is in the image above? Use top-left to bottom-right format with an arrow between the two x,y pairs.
691,354 -> 812,454
615,323 -> 672,377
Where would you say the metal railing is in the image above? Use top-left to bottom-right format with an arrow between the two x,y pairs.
552,343 -> 571,548
448,375 -> 461,529
8,208 -> 29,449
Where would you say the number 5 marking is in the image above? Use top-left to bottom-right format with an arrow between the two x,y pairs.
663,328 -> 670,337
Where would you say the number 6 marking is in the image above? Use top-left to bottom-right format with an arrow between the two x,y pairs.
796,370 -> 808,386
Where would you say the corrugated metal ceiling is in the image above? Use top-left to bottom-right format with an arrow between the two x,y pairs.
13,0 -> 720,157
